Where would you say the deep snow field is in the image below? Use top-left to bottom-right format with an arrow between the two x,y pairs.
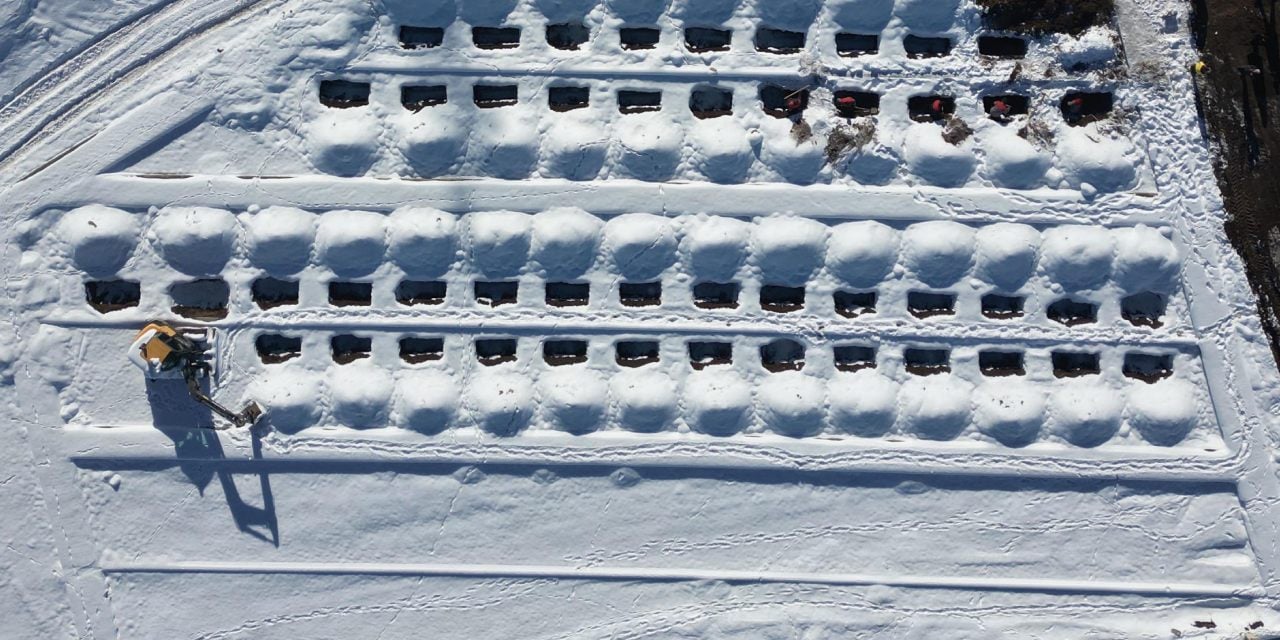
4,0 -> 1280,638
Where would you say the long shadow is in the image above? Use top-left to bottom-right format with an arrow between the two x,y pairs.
146,378 -> 279,546
1239,67 -> 1263,167
1258,0 -> 1280,93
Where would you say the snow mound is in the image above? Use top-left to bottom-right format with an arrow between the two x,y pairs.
669,0 -> 737,24
973,382 -> 1046,447
541,113 -> 608,180
1040,226 -> 1114,291
1057,127 -> 1137,192
830,0 -> 894,30
974,223 -> 1040,290
380,0 -> 456,29
761,121 -> 825,184
756,0 -> 822,28
315,210 -> 387,277
902,220 -> 975,287
540,369 -> 609,434
329,363 -> 393,428
752,217 -> 828,286
605,213 -> 678,280
828,370 -> 899,437
827,221 -> 900,289
387,207 -> 457,278
615,114 -> 684,181
684,370 -> 753,436
1049,382 -> 1123,447
982,127 -> 1050,190
894,0 -> 959,31
1057,26 -> 1116,68
899,376 -> 973,440
690,118 -> 754,184
531,207 -> 602,280
58,205 -> 138,275
685,215 -> 751,281
469,210 -> 532,278
395,371 -> 458,434
758,372 -> 827,437
307,110 -> 379,177
1112,225 -> 1179,293
396,110 -> 469,177
1128,379 -> 1198,446
535,0 -> 599,22
150,207 -> 239,276
245,207 -> 315,275
471,109 -> 539,180
466,371 -> 534,436
902,123 -> 975,188
251,368 -> 323,434
611,369 -> 677,433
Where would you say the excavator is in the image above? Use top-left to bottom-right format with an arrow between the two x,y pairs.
128,322 -> 262,428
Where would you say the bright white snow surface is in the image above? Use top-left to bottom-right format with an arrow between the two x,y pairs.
2,0 -> 1280,638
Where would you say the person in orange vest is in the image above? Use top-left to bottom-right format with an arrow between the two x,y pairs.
989,98 -> 1011,121
931,98 -> 946,118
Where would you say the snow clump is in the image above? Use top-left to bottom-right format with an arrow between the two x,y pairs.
469,210 -> 532,278
758,372 -> 827,437
752,217 -> 828,286
466,371 -> 534,436
387,207 -> 457,277
1111,225 -> 1179,293
245,207 -> 316,275
902,220 -> 975,287
1040,226 -> 1114,291
149,207 -> 239,276
329,363 -> 393,428
605,213 -> 678,280
899,376 -> 973,440
1127,379 -> 1198,446
1049,382 -> 1123,447
685,215 -> 751,281
614,114 -> 684,181
611,369 -> 677,433
684,370 -> 754,436
826,221 -> 900,289
307,110 -> 379,176
974,223 -> 1040,290
58,205 -> 138,275
395,371 -> 458,434
689,118 -> 754,183
982,127 -> 1051,189
396,109 -> 469,177
828,370 -> 899,437
471,109 -> 540,179
541,113 -> 608,180
973,382 -> 1045,447
531,207 -> 602,280
1056,26 -> 1116,68
251,368 -> 323,434
1057,127 -> 1137,192
315,210 -> 387,277
902,124 -> 975,188
540,369 -> 609,434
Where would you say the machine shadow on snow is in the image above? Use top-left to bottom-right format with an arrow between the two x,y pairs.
142,378 -> 279,546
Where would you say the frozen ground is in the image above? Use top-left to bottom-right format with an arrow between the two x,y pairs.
2,0 -> 1280,638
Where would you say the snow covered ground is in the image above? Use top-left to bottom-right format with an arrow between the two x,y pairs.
3,0 -> 1280,638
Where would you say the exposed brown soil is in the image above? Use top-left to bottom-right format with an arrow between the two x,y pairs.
1193,0 -> 1280,364
975,0 -> 1116,36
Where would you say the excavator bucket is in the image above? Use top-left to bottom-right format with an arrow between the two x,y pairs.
129,321 -> 264,429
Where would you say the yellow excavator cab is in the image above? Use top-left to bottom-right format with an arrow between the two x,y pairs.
127,321 -> 263,429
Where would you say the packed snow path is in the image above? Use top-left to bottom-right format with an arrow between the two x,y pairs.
2,0 -> 1280,637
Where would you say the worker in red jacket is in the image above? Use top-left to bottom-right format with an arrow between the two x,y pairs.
989,98 -> 1011,121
